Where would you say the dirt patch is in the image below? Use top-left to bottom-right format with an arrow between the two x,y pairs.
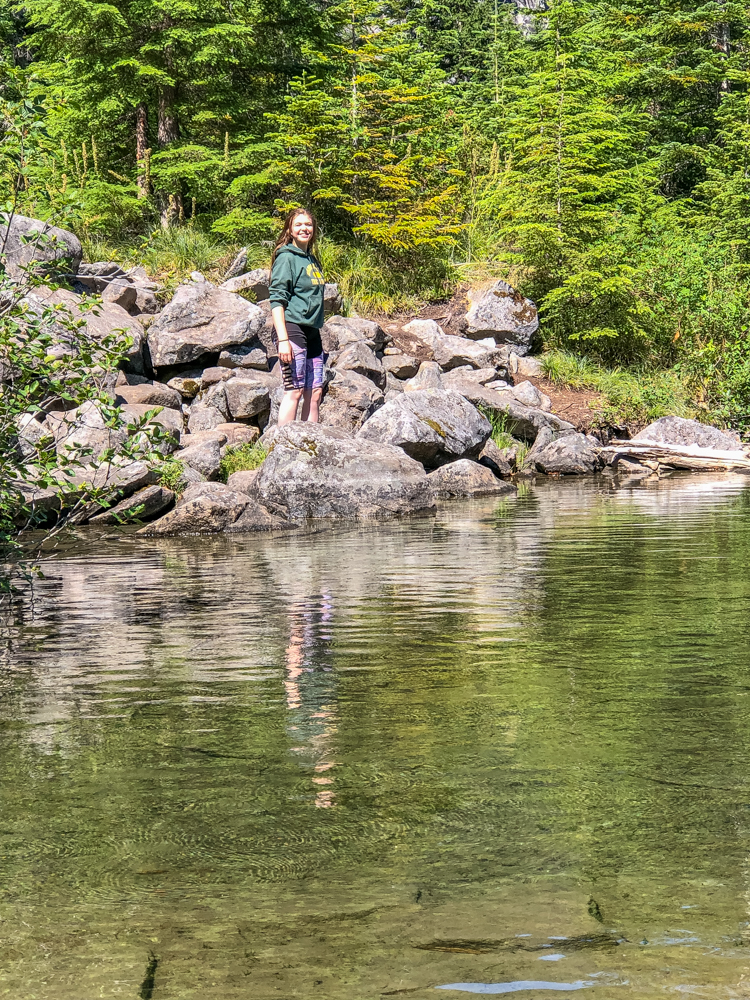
515,374 -> 613,435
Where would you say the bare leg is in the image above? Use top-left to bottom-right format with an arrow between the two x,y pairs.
278,389 -> 303,426
300,387 -> 323,422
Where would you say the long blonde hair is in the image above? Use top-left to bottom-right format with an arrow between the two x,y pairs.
271,207 -> 320,267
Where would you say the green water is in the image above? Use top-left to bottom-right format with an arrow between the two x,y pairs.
3,475 -> 750,999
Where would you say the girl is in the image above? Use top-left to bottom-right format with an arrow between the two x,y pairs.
268,208 -> 326,425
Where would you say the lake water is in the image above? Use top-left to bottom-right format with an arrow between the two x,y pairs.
3,474 -> 750,999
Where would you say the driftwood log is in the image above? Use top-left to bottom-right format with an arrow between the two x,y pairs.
602,440 -> 750,472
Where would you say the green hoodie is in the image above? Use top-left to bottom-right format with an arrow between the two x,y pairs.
268,244 -> 325,329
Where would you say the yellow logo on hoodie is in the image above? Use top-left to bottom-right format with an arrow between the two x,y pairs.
306,263 -> 324,286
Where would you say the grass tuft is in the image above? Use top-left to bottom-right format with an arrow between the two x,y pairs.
157,458 -> 187,496
219,442 -> 267,482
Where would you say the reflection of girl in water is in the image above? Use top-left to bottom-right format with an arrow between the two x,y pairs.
284,593 -> 338,807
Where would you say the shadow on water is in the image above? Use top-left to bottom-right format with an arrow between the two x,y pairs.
1,474 -> 750,998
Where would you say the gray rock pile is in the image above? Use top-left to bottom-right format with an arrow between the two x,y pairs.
13,216 -> 747,537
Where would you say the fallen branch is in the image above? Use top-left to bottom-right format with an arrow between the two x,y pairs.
602,440 -> 750,471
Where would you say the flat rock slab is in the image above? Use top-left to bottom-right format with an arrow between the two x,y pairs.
429,459 -> 517,498
357,388 -> 490,468
148,281 -> 265,367
253,422 -> 435,520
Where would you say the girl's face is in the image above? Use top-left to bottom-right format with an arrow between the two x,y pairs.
290,213 -> 314,248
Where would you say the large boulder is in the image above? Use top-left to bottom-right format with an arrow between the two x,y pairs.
532,432 -> 601,474
147,281 -> 265,367
319,369 -> 384,432
632,416 -> 742,451
357,388 -> 491,468
428,459 -> 517,498
464,280 -> 539,355
440,374 -> 574,441
333,341 -> 386,388
252,422 -> 435,520
0,214 -> 82,278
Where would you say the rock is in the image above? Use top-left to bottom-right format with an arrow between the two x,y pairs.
428,459 -> 517,498
464,280 -> 539,355
115,381 -> 182,410
167,374 -> 202,398
26,286 -> 146,374
324,283 -> 343,316
102,281 -> 137,311
180,428 -> 229,449
479,438 -> 514,477
632,416 -> 742,451
198,366 -> 233,388
120,401 -> 183,439
218,344 -> 269,370
512,379 -> 551,411
16,412 -> 50,459
224,248 -> 248,281
147,281 -> 266,367
357,388 -> 490,468
226,469 -> 260,494
133,286 -> 160,315
89,484 -> 174,524
440,375 -> 575,441
532,432 -> 601,474
226,498 -> 296,533
175,438 -> 222,480
215,422 -> 260,448
511,353 -> 544,377
187,403 -> 227,434
385,372 -> 405,395
334,341 -> 386,389
432,335 -> 501,372
77,262 -> 128,290
615,457 -> 653,477
319,370 -> 384,432
382,354 -> 419,379
224,378 -> 271,420
404,361 -> 443,392
139,482 -> 247,535
402,319 -> 444,347
253,422 -> 435,520
448,366 -> 500,386
51,401 -> 127,462
220,267 -> 270,298
321,316 -> 386,353
0,214 -> 82,278
201,382 -> 231,418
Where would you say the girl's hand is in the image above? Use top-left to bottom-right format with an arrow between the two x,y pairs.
278,339 -> 293,364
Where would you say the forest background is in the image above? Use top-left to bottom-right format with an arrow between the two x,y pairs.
2,0 -> 750,430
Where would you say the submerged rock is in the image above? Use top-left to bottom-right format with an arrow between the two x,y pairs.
429,459 -> 517,498
139,482 -> 290,536
90,484 -> 174,524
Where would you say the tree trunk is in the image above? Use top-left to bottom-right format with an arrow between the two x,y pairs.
157,82 -> 182,227
136,103 -> 149,198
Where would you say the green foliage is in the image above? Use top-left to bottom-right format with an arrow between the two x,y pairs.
219,442 -> 267,482
477,406 -> 516,449
157,458 -> 187,496
541,350 -> 698,425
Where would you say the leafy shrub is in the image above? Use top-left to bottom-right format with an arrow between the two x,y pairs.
157,458 -> 187,495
